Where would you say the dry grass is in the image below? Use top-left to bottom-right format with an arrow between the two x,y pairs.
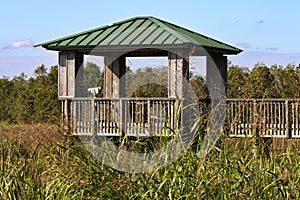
0,123 -> 67,148
0,124 -> 300,199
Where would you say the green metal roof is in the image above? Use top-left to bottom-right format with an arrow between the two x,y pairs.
35,16 -> 242,55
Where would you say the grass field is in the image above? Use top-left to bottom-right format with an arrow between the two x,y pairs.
0,124 -> 300,199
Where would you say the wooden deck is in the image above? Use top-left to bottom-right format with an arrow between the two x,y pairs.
62,98 -> 300,138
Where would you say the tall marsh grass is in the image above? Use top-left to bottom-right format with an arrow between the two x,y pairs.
0,124 -> 300,199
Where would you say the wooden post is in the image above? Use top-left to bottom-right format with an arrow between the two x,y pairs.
147,99 -> 151,128
104,55 -> 126,98
75,53 -> 84,97
64,99 -> 70,132
58,52 -> 84,97
168,52 -> 189,99
168,52 -> 189,138
58,52 -> 84,134
91,99 -> 95,135
119,99 -> 123,136
204,53 -> 228,143
286,100 -> 290,138
253,100 -> 258,135
206,53 -> 227,99
58,53 -> 68,97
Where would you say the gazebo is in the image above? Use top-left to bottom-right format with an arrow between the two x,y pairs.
35,16 -> 242,136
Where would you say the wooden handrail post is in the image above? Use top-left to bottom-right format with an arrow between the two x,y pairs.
286,100 -> 290,138
253,100 -> 257,135
71,100 -> 76,134
91,99 -> 95,135
61,100 -> 65,130
147,99 -> 151,129
63,99 -> 71,134
119,99 -> 123,136
175,99 -> 181,130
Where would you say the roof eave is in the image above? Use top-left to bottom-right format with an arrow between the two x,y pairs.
41,44 -> 242,57
41,43 -> 191,51
202,46 -> 243,55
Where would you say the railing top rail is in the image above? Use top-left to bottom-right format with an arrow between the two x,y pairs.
60,97 -> 180,101
226,98 -> 300,102
59,97 -> 300,102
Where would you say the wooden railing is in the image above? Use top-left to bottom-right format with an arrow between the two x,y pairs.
66,98 -> 179,136
62,98 -> 300,138
226,99 -> 300,138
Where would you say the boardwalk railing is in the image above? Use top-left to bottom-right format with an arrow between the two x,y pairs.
62,98 -> 300,138
226,99 -> 300,138
64,98 -> 179,136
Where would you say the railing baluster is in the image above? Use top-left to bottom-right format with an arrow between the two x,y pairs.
286,100 -> 289,138
295,102 -> 298,137
147,99 -> 151,131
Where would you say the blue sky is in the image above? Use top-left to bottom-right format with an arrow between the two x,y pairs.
1,0 -> 300,77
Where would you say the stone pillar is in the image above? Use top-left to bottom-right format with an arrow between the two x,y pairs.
168,52 -> 189,99
103,55 -> 126,98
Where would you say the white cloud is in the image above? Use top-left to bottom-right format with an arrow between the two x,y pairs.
1,39 -> 33,50
265,47 -> 278,51
11,40 -> 33,48
235,42 -> 251,49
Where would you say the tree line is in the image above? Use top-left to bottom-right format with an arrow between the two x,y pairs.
0,61 -> 299,123
0,65 -> 60,123
227,61 -> 300,98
